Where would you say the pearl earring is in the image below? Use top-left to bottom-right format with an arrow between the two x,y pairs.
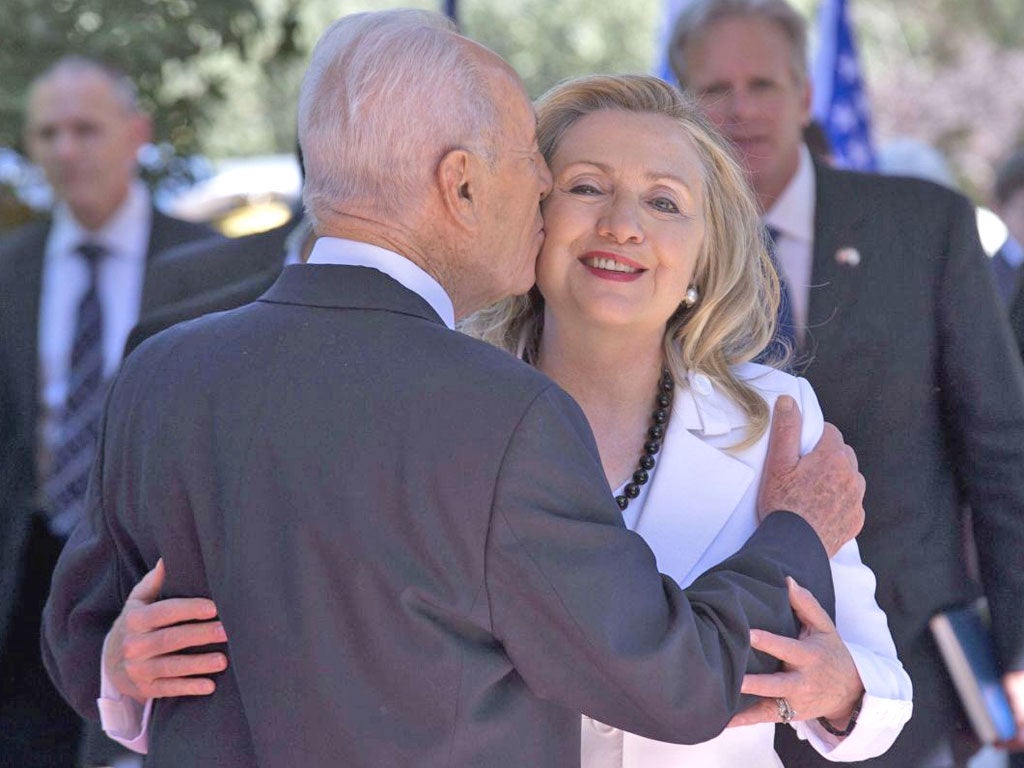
683,285 -> 699,307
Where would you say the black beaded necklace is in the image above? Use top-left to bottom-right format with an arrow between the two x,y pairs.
615,368 -> 675,511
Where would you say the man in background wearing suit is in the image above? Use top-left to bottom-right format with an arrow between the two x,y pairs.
123,147 -> 310,356
1006,151 -> 1024,768
994,150 -> 1024,306
123,208 -> 311,355
0,57 -> 212,765
43,11 -> 866,766
669,2 -> 1024,766
1014,283 -> 1024,361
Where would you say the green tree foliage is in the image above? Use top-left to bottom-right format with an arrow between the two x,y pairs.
195,0 -> 661,158
460,0 -> 657,99
0,0 -> 261,153
849,0 -> 1024,196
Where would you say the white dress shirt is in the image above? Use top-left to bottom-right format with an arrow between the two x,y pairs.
764,146 -> 817,346
97,235 -> 456,753
36,181 -> 151,498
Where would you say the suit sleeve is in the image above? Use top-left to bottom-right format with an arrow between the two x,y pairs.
484,385 -> 835,745
936,193 -> 1024,673
41,376 -> 147,720
790,378 -> 913,760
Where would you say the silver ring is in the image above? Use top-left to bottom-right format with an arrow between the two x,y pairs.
775,697 -> 796,723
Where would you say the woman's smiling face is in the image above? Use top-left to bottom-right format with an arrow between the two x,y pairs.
535,108 -> 707,337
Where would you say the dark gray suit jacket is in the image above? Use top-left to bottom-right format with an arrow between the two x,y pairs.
140,214 -> 298,310
776,165 -> 1024,766
0,209 -> 212,651
122,216 -> 299,356
43,264 -> 836,767
1012,279 -> 1024,360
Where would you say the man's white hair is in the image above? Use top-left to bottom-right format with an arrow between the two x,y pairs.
298,9 -> 500,227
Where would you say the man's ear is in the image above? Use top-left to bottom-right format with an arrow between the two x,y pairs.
437,148 -> 480,230
799,78 -> 813,128
129,112 -> 153,152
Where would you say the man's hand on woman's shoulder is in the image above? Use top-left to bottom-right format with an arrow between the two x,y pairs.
758,396 -> 865,557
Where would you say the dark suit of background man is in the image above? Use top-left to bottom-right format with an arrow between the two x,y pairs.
993,149 -> 1024,307
122,147 -> 309,357
1015,283 -> 1024,363
0,56 -> 212,766
42,10 -> 865,766
669,2 -> 1024,766
123,210 -> 309,356
1000,149 -> 1024,768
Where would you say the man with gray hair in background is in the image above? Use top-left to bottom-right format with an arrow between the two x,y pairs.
43,10 -> 865,766
668,1 -> 1024,765
0,55 -> 211,765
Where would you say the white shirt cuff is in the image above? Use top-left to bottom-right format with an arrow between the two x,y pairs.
98,635 -> 152,754
791,643 -> 913,761
794,689 -> 914,761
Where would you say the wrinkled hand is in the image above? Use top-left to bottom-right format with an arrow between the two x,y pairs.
728,578 -> 864,729
1000,670 -> 1024,749
104,559 -> 228,704
758,396 -> 865,557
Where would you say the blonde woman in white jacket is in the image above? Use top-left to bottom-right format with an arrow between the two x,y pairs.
469,74 -> 912,766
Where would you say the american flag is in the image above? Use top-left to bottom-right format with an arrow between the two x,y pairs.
443,0 -> 458,25
811,0 -> 876,170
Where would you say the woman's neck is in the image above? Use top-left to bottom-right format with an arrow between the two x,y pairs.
537,313 -> 666,490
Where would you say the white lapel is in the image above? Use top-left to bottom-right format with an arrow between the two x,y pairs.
632,373 -> 757,587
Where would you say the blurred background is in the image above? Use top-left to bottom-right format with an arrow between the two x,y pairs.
2,0 -> 1023,239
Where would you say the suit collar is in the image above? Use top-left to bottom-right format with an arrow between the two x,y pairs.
145,209 -> 181,264
259,264 -> 447,327
633,372 -> 756,584
674,371 -> 749,436
307,238 -> 455,329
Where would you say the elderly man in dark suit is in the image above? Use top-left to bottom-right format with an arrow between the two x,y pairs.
42,10 -> 865,767
0,56 -> 213,765
669,1 -> 1024,766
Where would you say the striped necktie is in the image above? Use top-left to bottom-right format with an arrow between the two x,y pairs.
757,226 -> 797,364
43,242 -> 108,537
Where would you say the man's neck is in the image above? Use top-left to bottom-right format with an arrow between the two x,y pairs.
69,185 -> 132,233
755,156 -> 801,214
320,218 -> 437,275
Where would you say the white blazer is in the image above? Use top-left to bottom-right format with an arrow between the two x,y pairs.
582,363 -> 912,767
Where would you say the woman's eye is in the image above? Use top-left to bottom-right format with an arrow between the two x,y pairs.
569,183 -> 601,195
650,197 -> 680,214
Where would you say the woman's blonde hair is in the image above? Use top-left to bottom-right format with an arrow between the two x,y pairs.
462,74 -> 784,446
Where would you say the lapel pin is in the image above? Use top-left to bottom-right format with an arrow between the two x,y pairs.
835,247 -> 861,267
